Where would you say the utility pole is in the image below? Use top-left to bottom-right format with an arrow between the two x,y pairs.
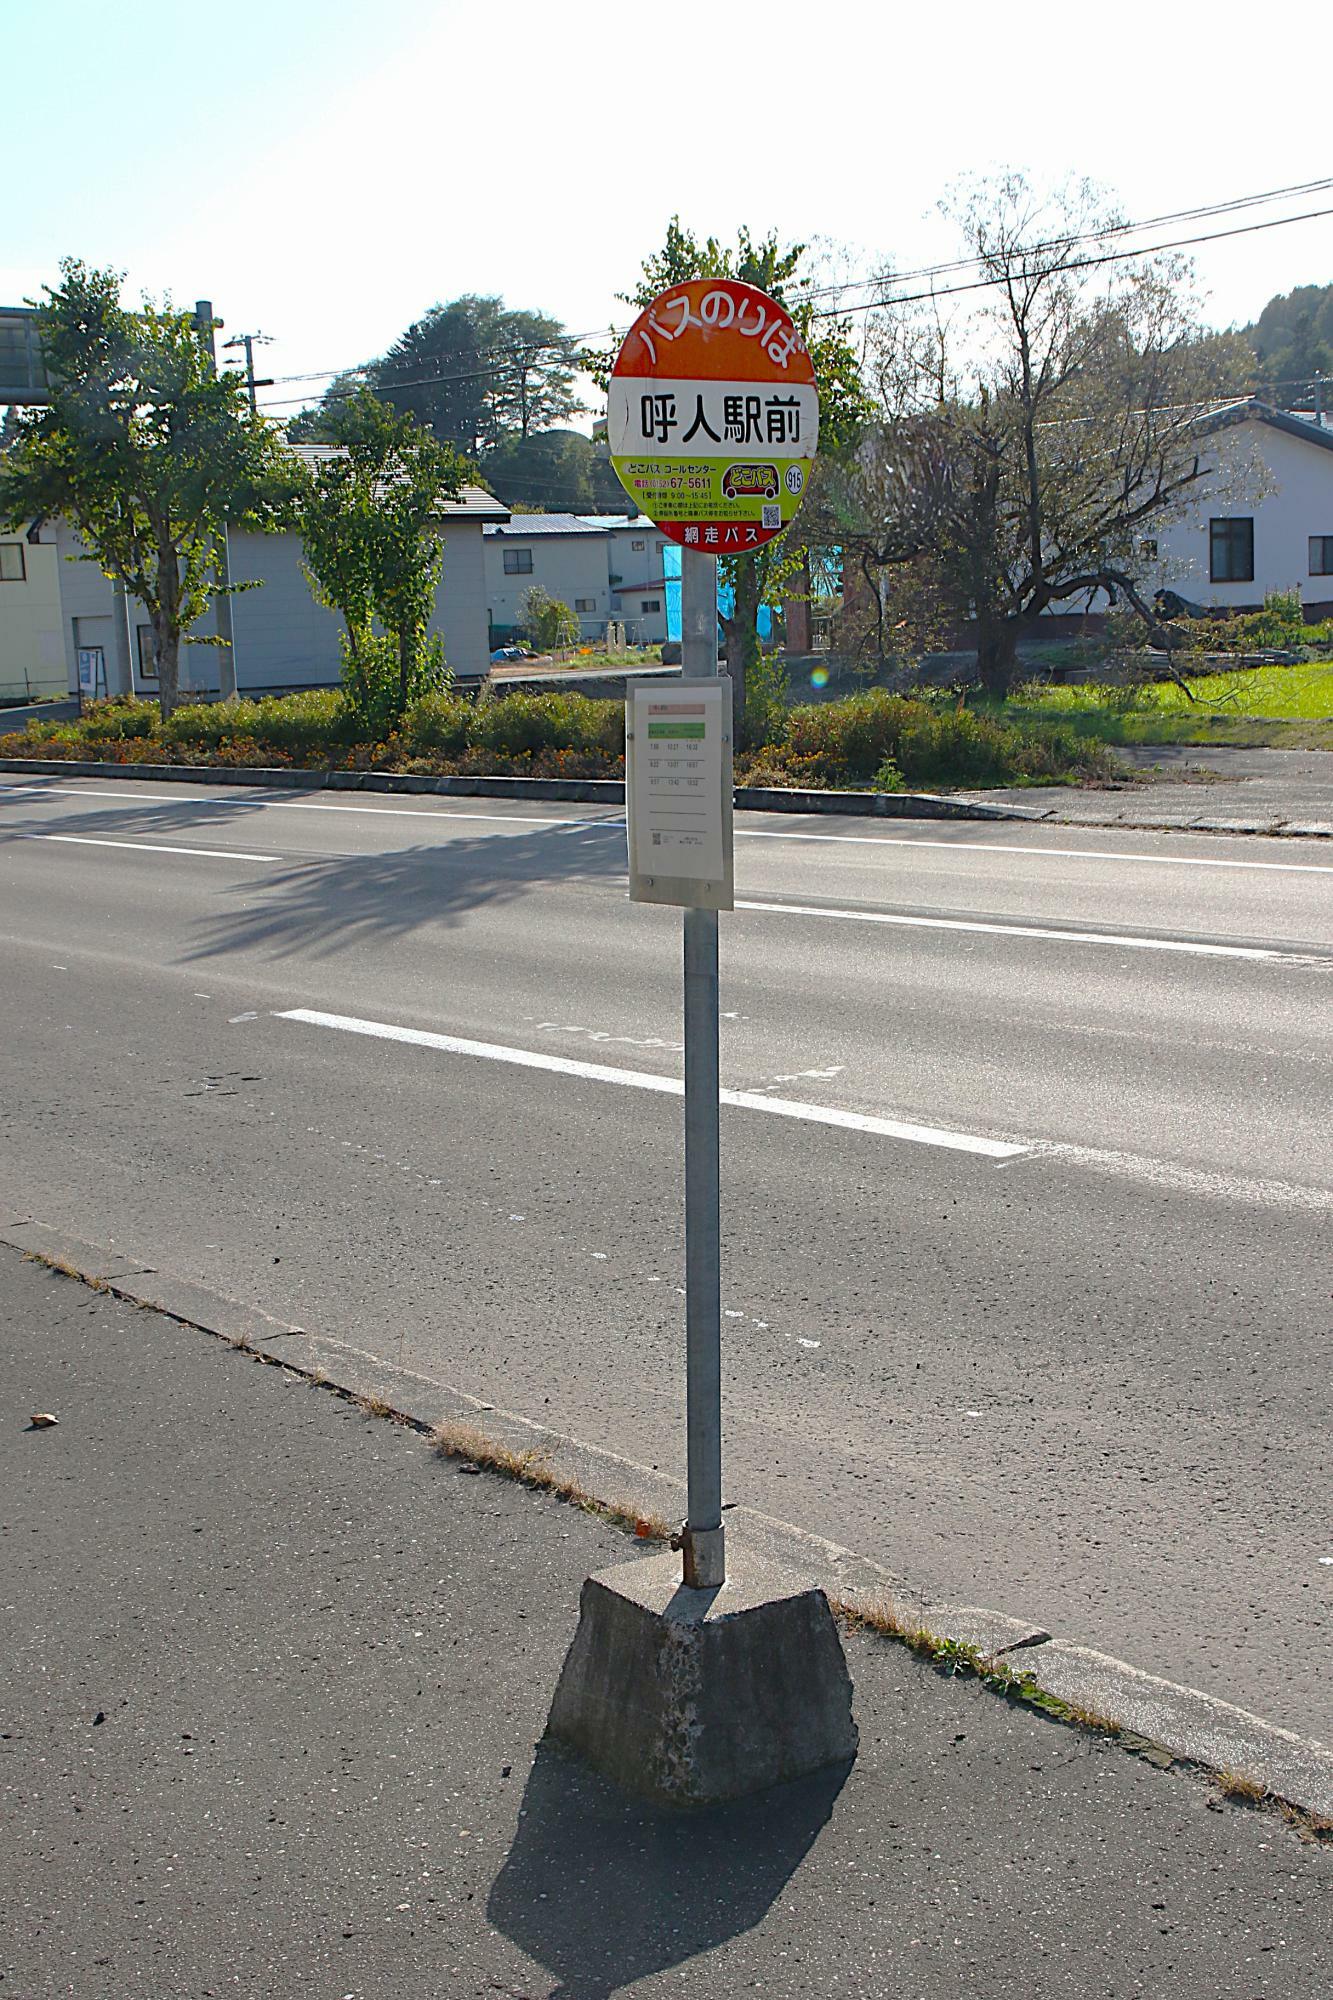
221,330 -> 274,412
194,301 -> 237,699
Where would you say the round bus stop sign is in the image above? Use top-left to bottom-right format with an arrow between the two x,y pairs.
607,279 -> 819,554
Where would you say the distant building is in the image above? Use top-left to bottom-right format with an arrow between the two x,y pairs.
19,445 -> 508,699
483,513 -> 681,648
1146,402 -> 1333,617
0,525 -> 64,704
483,515 -> 615,647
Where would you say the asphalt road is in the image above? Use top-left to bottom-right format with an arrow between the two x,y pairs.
1,775 -> 1329,1739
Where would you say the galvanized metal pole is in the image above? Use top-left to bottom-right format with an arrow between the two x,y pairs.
195,302 -> 238,702
679,548 -> 725,1589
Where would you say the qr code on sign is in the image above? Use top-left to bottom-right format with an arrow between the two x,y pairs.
761,503 -> 781,530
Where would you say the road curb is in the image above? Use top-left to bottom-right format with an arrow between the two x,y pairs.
5,1215 -> 1330,1825
0,754 -> 1051,822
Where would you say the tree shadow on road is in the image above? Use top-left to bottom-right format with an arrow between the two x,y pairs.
183,818 -> 631,961
488,1738 -> 850,1999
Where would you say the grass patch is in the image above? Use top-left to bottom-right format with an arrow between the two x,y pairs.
832,1592 -> 1111,1728
431,1418 -> 671,1543
1001,660 -> 1333,750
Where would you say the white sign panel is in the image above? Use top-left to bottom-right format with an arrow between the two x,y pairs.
627,680 -> 733,911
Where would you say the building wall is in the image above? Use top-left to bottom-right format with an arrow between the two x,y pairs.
0,532 -> 66,702
484,531 -> 611,642
603,523 -> 673,644
1146,420 -> 1333,612
45,518 -> 496,696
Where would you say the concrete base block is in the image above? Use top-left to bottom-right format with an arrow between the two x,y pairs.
545,1548 -> 858,1805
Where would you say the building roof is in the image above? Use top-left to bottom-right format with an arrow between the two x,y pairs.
288,443 -> 510,521
577,514 -> 658,532
1199,400 -> 1333,457
484,512 -> 610,538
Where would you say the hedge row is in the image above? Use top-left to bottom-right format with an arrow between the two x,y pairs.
1,686 -> 1115,790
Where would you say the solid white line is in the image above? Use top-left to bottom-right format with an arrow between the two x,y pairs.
732,825 -> 1333,875
10,777 -> 1330,873
276,1007 -> 1028,1160
734,897 -> 1299,962
27,833 -> 280,862
5,784 -> 599,829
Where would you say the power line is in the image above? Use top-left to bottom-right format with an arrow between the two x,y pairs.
812,202 -> 1333,320
255,174 -> 1333,416
786,173 -> 1333,308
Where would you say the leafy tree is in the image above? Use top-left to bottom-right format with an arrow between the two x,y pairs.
481,427 -> 625,513
488,310 -> 582,439
286,370 -> 367,442
849,175 -> 1255,697
286,296 -> 583,461
1249,284 -> 1333,414
518,584 -> 579,652
0,259 -> 291,715
296,389 -> 468,732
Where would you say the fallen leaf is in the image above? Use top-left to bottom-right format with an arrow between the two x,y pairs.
28,1413 -> 59,1429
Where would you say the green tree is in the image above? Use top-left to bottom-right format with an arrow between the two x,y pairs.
296,389 -> 468,732
0,259 -> 291,715
480,427 -> 625,513
1249,284 -> 1333,414
518,583 -> 579,652
286,370 -> 367,442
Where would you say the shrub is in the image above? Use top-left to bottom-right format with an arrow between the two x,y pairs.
402,691 -> 471,756
249,690 -> 357,757
158,690 -> 355,761
160,699 -> 259,749
518,585 -> 580,652
784,690 -> 916,784
468,690 -> 624,759
77,697 -> 158,743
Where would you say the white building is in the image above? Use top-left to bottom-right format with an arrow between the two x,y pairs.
0,526 -> 64,703
483,515 -> 613,646
483,513 -> 676,647
1145,402 -> 1333,617
19,446 -> 508,700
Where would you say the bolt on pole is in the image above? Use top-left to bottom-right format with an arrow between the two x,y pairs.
679,547 -> 725,1590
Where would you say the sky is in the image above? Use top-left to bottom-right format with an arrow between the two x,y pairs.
3,0 -> 1330,425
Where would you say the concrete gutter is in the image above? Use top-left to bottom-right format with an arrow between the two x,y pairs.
5,1212 -> 1329,1824
0,754 -> 1041,822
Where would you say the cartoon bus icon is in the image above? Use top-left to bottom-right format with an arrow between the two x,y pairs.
721,463 -> 780,501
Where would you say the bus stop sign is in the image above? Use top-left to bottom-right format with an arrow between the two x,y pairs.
607,279 -> 819,554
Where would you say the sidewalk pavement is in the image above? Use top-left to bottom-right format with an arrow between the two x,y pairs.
956,744 -> 1333,834
3,1246 -> 1329,1999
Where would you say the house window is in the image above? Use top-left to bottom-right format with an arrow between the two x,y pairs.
640,599 -> 662,614
574,597 -> 596,613
1209,518 -> 1253,583
1310,536 -> 1333,576
0,542 -> 26,581
631,538 -> 645,551
502,548 -> 533,574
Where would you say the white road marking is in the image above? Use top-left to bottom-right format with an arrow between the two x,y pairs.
6,784 -> 598,830
735,897 -> 1304,962
275,1006 -> 1028,1160
733,826 -> 1333,875
26,833 -> 280,862
8,779 -> 1329,873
